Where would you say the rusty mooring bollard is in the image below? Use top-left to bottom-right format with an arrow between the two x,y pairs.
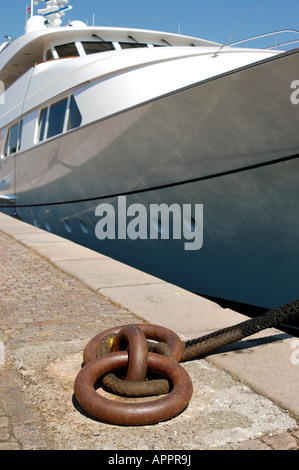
74,324 -> 192,426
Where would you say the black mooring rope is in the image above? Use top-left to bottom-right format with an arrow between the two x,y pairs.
184,299 -> 299,348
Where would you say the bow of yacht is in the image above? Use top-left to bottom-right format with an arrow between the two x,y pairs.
1,1 -> 299,313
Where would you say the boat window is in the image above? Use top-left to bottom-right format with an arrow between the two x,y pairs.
55,43 -> 79,58
47,98 -> 68,139
66,95 -> 82,130
9,121 -> 23,153
8,123 -> 19,154
1,120 -> 23,156
37,95 -> 82,143
0,128 -> 8,157
18,120 -> 23,151
82,41 -> 114,54
38,107 -> 48,142
119,42 -> 149,49
3,129 -> 10,157
46,49 -> 53,60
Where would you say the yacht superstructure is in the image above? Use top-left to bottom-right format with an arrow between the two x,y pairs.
1,1 -> 299,310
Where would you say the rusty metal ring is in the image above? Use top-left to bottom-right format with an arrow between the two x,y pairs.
110,325 -> 149,381
97,334 -> 171,397
83,323 -> 183,365
74,351 -> 193,426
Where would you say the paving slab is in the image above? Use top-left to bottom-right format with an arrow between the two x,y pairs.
54,258 -> 163,291
0,211 -> 298,451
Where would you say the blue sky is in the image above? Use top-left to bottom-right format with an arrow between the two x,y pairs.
1,0 -> 299,46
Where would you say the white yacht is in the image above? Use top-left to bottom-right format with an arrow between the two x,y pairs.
1,1 -> 299,310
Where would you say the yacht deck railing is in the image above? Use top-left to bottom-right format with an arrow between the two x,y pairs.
229,29 -> 299,51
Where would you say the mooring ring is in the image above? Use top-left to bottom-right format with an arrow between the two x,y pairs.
97,332 -> 172,397
110,324 -> 149,381
74,351 -> 193,426
83,323 -> 183,365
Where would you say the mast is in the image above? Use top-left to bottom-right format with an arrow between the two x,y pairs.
26,1 -> 73,27
25,1 -> 73,33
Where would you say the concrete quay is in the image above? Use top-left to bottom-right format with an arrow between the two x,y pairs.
0,211 -> 298,451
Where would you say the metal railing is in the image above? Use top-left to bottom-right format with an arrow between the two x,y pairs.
229,29 -> 299,51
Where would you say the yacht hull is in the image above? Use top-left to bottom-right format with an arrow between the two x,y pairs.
1,49 -> 299,309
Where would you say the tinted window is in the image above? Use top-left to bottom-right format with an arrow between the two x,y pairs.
47,99 -> 68,138
9,123 -> 21,153
38,107 -> 47,142
9,123 -> 19,154
55,43 -> 79,58
2,121 -> 23,156
46,49 -> 53,60
67,96 -> 82,131
18,120 -> 23,151
3,130 -> 9,156
119,42 -> 148,49
0,129 -> 9,157
0,128 -> 8,156
82,41 -> 114,54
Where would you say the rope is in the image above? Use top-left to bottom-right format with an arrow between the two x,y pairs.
184,299 -> 299,347
75,298 -> 299,424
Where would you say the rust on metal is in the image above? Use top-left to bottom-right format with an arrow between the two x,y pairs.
74,351 -> 193,426
74,308 -> 285,425
110,324 -> 149,381
83,323 -> 183,364
75,324 -> 246,424
97,333 -> 171,397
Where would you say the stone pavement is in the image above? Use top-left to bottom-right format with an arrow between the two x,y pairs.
0,212 -> 298,451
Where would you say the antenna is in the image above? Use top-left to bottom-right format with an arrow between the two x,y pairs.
31,0 -> 41,17
213,0 -> 263,57
34,0 -> 73,27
